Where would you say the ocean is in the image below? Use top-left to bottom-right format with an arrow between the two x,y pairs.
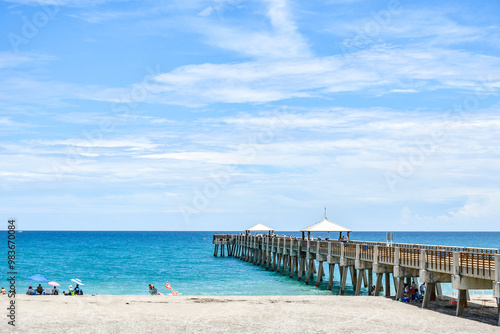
1,231 -> 499,296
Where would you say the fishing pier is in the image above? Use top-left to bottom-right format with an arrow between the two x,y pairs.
212,222 -> 500,325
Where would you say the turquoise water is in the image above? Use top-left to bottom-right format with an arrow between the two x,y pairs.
1,231 -> 499,296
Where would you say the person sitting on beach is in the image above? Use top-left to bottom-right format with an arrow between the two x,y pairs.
52,286 -> 59,295
74,284 -> 81,295
36,284 -> 44,295
26,286 -> 34,295
149,284 -> 160,295
68,285 -> 74,295
411,281 -> 418,301
410,284 -> 416,302
1,287 -> 7,295
403,284 -> 409,301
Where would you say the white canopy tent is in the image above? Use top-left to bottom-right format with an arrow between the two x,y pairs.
300,217 -> 352,240
245,223 -> 274,235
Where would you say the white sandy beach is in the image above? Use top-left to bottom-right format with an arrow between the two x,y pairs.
2,295 -> 499,334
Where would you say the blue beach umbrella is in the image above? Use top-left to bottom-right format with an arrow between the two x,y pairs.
28,274 -> 49,282
71,278 -> 84,286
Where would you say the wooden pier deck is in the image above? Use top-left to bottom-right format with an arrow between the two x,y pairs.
213,234 -> 500,325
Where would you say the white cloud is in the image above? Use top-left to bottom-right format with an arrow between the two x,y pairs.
198,0 -> 311,58
82,46 -> 500,106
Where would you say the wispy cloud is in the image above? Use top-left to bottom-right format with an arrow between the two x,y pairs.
83,46 -> 500,106
197,0 -> 311,58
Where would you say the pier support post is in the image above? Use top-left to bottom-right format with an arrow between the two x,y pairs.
385,273 -> 391,296
350,266 -> 357,288
496,298 -> 500,326
396,277 -> 404,300
368,269 -> 373,294
436,282 -> 443,296
315,261 -> 324,287
305,259 -> 312,285
214,245 -> 218,257
456,289 -> 467,317
327,264 -> 335,290
374,273 -> 383,296
339,266 -> 348,295
355,269 -> 364,295
272,250 -> 277,271
283,254 -> 288,275
363,270 -> 368,288
298,257 -> 304,281
422,282 -> 435,309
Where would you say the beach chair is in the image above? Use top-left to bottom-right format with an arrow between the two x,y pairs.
45,288 -> 52,295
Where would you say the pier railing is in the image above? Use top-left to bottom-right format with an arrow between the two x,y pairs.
399,248 -> 420,269
359,244 -> 374,261
344,243 -> 357,259
218,235 -> 499,281
459,252 -> 495,280
425,250 -> 454,274
377,246 -> 395,265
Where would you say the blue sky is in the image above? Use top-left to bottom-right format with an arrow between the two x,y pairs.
1,0 -> 500,231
